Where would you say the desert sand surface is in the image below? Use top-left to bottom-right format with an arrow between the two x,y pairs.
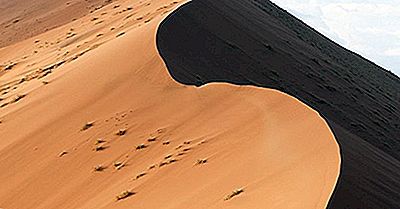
0,0 -> 113,47
0,0 -> 340,208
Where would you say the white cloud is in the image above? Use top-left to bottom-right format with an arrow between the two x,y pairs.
271,0 -> 400,76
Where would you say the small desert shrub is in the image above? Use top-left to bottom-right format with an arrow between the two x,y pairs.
116,190 -> 134,201
135,172 -> 146,180
81,122 -> 94,131
12,94 -> 25,103
195,159 -> 208,165
116,32 -> 125,37
159,159 -> 177,167
95,138 -> 106,145
168,159 -> 178,164
58,151 -> 68,157
94,145 -> 106,152
182,148 -> 191,152
197,140 -> 207,145
159,162 -> 168,167
114,162 -> 125,170
147,137 -> 157,142
94,165 -> 105,172
136,144 -> 147,150
116,129 -> 127,136
224,188 -> 244,201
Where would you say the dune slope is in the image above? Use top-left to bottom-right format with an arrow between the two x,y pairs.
0,0 -> 113,48
156,1 -> 400,208
0,0 -> 340,208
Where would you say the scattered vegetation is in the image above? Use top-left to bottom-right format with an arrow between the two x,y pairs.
81,121 -> 94,131
58,150 -> 68,157
116,32 -> 125,37
12,94 -> 26,103
5,63 -> 17,71
197,140 -> 207,145
147,137 -> 157,142
94,145 -> 106,152
182,147 -> 191,152
94,165 -> 105,172
114,162 -> 125,170
195,159 -> 208,165
136,144 -> 147,150
116,190 -> 134,201
135,172 -> 146,180
159,159 -> 178,167
116,129 -> 127,136
224,188 -> 244,201
177,152 -> 185,156
95,138 -> 106,145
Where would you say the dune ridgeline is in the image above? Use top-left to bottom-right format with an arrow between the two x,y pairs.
0,0 -> 340,209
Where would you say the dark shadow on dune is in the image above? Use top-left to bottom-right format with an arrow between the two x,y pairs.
156,1 -> 400,208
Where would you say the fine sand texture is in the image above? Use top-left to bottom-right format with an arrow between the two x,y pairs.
0,0 -> 340,209
156,1 -> 400,209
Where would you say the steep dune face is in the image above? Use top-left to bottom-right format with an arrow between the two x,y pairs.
156,1 -> 400,208
0,0 -> 340,208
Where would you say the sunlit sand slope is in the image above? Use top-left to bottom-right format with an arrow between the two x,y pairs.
0,1 -> 340,209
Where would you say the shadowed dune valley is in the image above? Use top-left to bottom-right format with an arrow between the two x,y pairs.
0,0 -> 397,209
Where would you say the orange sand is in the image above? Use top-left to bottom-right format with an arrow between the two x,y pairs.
0,0 -> 340,208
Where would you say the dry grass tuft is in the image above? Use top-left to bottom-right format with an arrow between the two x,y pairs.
136,144 -> 147,150
116,129 -> 127,136
94,145 -> 106,152
116,32 -> 125,38
116,190 -> 134,201
114,162 -> 125,170
224,188 -> 244,201
164,154 -> 173,159
81,121 -> 94,131
195,159 -> 208,165
135,172 -> 147,180
147,136 -> 157,142
183,147 -> 191,152
94,165 -> 105,172
95,138 -> 106,145
12,94 -> 26,103
58,150 -> 68,157
160,158 -> 178,167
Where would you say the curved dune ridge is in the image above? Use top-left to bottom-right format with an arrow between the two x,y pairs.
0,0 -> 340,209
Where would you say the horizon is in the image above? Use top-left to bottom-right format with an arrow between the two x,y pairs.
271,0 -> 400,77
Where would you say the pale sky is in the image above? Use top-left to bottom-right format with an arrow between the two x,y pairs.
271,0 -> 400,76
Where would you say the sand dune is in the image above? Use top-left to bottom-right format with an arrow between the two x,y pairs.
0,0 -> 340,208
156,1 -> 400,208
